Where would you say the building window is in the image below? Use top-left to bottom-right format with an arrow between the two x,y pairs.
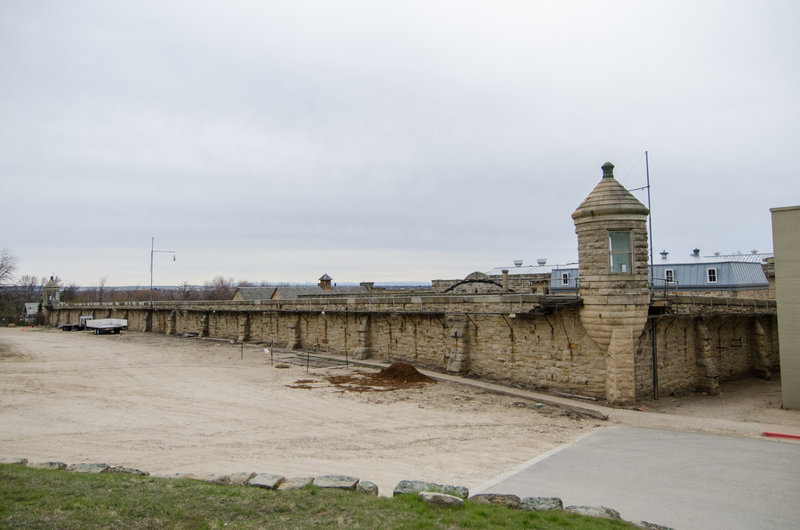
707,268 -> 718,283
561,273 -> 570,285
609,231 -> 632,273
665,269 -> 674,283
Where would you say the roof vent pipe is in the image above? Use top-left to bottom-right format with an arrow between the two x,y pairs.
514,260 -> 523,267
537,258 -> 547,266
660,250 -> 668,260
691,248 -> 700,257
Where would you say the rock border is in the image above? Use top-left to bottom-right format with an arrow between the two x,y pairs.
0,457 -> 672,528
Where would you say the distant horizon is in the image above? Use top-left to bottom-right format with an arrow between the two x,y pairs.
19,280 -> 437,290
2,2 -> 795,289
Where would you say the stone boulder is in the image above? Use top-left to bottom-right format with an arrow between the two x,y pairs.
248,473 -> 286,489
0,458 -> 28,465
277,477 -> 314,490
313,475 -> 359,490
28,461 -> 66,470
66,463 -> 110,473
357,481 -> 379,496
393,480 -> 468,499
419,491 -> 464,508
521,497 -> 564,511
106,466 -> 149,476
469,493 -> 522,509
566,505 -> 621,519
227,472 -> 256,485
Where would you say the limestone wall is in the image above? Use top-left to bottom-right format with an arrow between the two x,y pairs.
46,293 -> 778,405
634,299 -> 779,399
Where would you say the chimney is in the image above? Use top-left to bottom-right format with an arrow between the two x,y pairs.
501,269 -> 509,291
602,161 -> 615,179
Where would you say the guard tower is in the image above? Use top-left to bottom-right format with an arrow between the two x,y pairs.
572,162 -> 650,405
42,276 -> 60,306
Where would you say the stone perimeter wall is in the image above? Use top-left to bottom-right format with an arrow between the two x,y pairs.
46,294 -> 778,404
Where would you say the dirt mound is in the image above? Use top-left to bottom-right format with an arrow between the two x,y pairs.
373,362 -> 433,383
322,362 -> 435,393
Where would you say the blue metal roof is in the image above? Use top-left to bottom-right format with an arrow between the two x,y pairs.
549,259 -> 768,291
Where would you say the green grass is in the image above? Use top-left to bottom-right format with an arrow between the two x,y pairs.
0,464 -> 635,529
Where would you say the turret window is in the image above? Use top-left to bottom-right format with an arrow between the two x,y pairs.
609,231 -> 632,274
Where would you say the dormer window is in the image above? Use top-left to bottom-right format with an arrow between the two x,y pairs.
609,231 -> 632,274
665,269 -> 674,283
561,273 -> 570,285
707,268 -> 718,284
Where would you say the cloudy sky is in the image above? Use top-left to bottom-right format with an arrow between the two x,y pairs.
2,1 -> 798,287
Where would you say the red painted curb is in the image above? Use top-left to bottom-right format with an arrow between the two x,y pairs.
763,431 -> 800,440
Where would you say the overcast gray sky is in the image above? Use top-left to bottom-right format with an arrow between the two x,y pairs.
2,0 -> 798,287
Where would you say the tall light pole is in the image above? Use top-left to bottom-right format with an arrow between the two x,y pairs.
149,236 -> 176,308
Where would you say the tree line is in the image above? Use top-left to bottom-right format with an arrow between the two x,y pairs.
0,248 -> 265,324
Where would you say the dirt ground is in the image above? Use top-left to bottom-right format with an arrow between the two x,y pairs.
3,327 -> 798,497
0,328 -> 599,496
639,376 -> 800,430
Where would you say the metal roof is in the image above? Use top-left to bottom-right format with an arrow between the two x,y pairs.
548,259 -> 768,290
651,253 -> 772,266
234,287 -> 277,301
486,263 -> 578,276
280,285 -> 370,299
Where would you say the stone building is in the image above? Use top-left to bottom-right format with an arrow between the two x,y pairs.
549,250 -> 772,299
232,275 -> 377,301
45,162 -> 779,406
771,205 -> 800,409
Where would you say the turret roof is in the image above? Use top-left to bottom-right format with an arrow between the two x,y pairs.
572,162 -> 649,220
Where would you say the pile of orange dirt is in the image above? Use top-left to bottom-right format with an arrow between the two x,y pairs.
323,362 -> 435,392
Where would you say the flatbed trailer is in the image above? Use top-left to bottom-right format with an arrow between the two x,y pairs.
59,315 -> 95,332
85,318 -> 128,334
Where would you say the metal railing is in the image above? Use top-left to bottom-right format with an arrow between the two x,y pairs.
651,277 -> 678,298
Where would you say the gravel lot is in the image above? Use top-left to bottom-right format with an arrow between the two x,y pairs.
0,327 -> 595,495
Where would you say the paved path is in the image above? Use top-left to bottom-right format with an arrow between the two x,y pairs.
473,425 -> 800,529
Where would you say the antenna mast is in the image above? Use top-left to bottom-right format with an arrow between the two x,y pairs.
646,151 -> 654,296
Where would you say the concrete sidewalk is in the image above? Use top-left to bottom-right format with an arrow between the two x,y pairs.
472,425 -> 800,529
242,346 -> 800,527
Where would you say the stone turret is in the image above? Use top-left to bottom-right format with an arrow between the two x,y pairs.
42,276 -> 60,306
572,162 -> 650,405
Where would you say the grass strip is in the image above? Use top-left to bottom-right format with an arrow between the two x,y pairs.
0,464 -> 635,529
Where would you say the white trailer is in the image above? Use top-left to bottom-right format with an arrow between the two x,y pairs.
85,318 -> 128,334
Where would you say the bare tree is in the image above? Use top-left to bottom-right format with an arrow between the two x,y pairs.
0,247 -> 20,286
60,282 -> 80,303
17,274 -> 42,301
97,276 -> 108,302
203,276 -> 235,300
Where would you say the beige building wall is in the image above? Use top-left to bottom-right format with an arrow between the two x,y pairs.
771,205 -> 800,409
